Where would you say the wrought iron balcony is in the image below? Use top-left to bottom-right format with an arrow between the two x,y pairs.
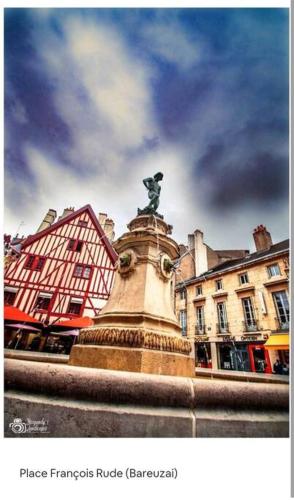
195,324 -> 206,335
274,317 -> 289,332
243,319 -> 259,332
217,322 -> 230,334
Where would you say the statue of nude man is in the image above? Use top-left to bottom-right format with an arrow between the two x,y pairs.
142,172 -> 164,212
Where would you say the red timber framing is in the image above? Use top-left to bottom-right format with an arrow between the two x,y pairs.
4,205 -> 117,324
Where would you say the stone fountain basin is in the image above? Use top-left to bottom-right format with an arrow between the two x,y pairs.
4,358 -> 289,438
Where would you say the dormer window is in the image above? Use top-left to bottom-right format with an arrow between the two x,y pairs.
215,279 -> 223,291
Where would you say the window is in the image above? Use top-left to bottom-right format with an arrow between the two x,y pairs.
179,310 -> 187,336
67,239 -> 76,250
35,294 -> 52,311
73,265 -> 83,277
179,288 -> 186,300
24,255 -> 35,269
76,241 -> 83,253
215,279 -> 223,291
67,239 -> 83,253
242,297 -> 256,331
73,264 -> 92,279
35,257 -> 46,271
24,255 -> 46,271
217,302 -> 228,333
273,291 -> 289,330
83,266 -> 91,279
67,299 -> 83,315
4,290 -> 17,305
239,272 -> 249,285
267,263 -> 281,278
196,285 -> 202,296
196,306 -> 205,333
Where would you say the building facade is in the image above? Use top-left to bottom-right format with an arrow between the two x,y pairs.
175,225 -> 289,374
4,205 -> 117,324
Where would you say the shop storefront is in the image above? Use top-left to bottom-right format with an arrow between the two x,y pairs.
4,306 -> 43,351
195,341 -> 212,368
43,316 -> 94,354
247,343 -> 272,373
264,334 -> 289,375
5,324 -> 42,350
217,341 -> 271,373
43,330 -> 79,354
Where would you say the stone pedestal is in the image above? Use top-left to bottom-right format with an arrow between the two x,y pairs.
69,214 -> 194,377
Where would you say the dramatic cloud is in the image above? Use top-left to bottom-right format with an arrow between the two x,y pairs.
5,8 -> 289,249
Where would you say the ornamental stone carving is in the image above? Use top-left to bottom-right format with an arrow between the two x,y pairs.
116,249 -> 137,276
79,327 -> 192,355
159,253 -> 174,281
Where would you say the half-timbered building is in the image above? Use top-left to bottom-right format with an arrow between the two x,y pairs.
4,205 -> 117,324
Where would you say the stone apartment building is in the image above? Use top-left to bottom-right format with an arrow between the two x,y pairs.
175,225 -> 289,374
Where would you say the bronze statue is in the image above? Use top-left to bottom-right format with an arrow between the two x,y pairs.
138,172 -> 164,217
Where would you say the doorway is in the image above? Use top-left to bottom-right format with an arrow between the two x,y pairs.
248,344 -> 271,373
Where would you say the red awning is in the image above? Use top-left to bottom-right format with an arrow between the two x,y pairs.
53,316 -> 94,328
4,306 -> 41,324
5,323 -> 42,332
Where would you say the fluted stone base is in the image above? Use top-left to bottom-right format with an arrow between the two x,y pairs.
69,345 -> 195,377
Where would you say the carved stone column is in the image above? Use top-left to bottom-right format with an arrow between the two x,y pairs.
69,215 -> 195,377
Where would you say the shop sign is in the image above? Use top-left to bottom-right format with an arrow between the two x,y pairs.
221,335 -> 234,342
195,336 -> 209,342
241,335 -> 258,341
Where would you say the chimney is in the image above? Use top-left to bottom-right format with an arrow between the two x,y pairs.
4,234 -> 11,245
98,213 -> 107,227
188,234 -> 195,250
253,225 -> 272,252
58,207 -> 75,221
194,229 -> 208,277
104,218 -> 115,242
36,209 -> 57,233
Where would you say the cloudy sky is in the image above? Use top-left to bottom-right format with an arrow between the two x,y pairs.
5,8 -> 289,250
